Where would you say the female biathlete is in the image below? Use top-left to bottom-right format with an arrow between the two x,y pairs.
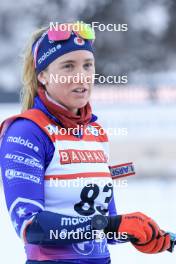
0,21 -> 172,264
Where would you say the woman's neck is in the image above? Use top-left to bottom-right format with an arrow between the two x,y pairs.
45,91 -> 78,115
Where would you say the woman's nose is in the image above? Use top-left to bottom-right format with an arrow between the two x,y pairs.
73,67 -> 92,84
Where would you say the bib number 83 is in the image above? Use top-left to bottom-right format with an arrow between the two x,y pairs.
74,183 -> 113,216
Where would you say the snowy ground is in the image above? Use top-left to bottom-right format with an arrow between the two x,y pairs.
1,179 -> 176,264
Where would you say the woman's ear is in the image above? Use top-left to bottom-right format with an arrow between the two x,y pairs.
37,71 -> 48,86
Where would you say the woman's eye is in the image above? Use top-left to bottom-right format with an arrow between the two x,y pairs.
63,64 -> 74,69
84,63 -> 93,69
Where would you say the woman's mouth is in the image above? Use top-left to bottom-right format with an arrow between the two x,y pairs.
72,88 -> 88,94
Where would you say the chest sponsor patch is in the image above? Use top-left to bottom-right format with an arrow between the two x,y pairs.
59,149 -> 107,164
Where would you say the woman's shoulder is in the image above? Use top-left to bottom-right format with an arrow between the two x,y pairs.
5,118 -> 46,138
1,118 -> 54,152
1,118 -> 54,167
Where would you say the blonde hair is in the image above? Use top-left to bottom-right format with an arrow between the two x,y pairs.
21,26 -> 48,112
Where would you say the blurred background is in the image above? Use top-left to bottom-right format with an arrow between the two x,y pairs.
0,0 -> 176,263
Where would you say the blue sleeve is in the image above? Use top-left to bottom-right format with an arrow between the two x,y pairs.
26,211 -> 94,245
0,118 -> 54,238
108,194 -> 117,216
107,192 -> 119,244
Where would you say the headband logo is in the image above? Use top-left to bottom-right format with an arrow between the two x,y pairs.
56,44 -> 62,49
74,37 -> 85,46
38,44 -> 62,65
38,47 -> 57,64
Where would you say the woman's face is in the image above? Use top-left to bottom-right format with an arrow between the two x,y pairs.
38,50 -> 95,114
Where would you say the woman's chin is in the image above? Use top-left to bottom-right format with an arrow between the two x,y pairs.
72,98 -> 89,109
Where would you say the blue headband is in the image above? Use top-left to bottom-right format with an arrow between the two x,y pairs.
32,31 -> 94,74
